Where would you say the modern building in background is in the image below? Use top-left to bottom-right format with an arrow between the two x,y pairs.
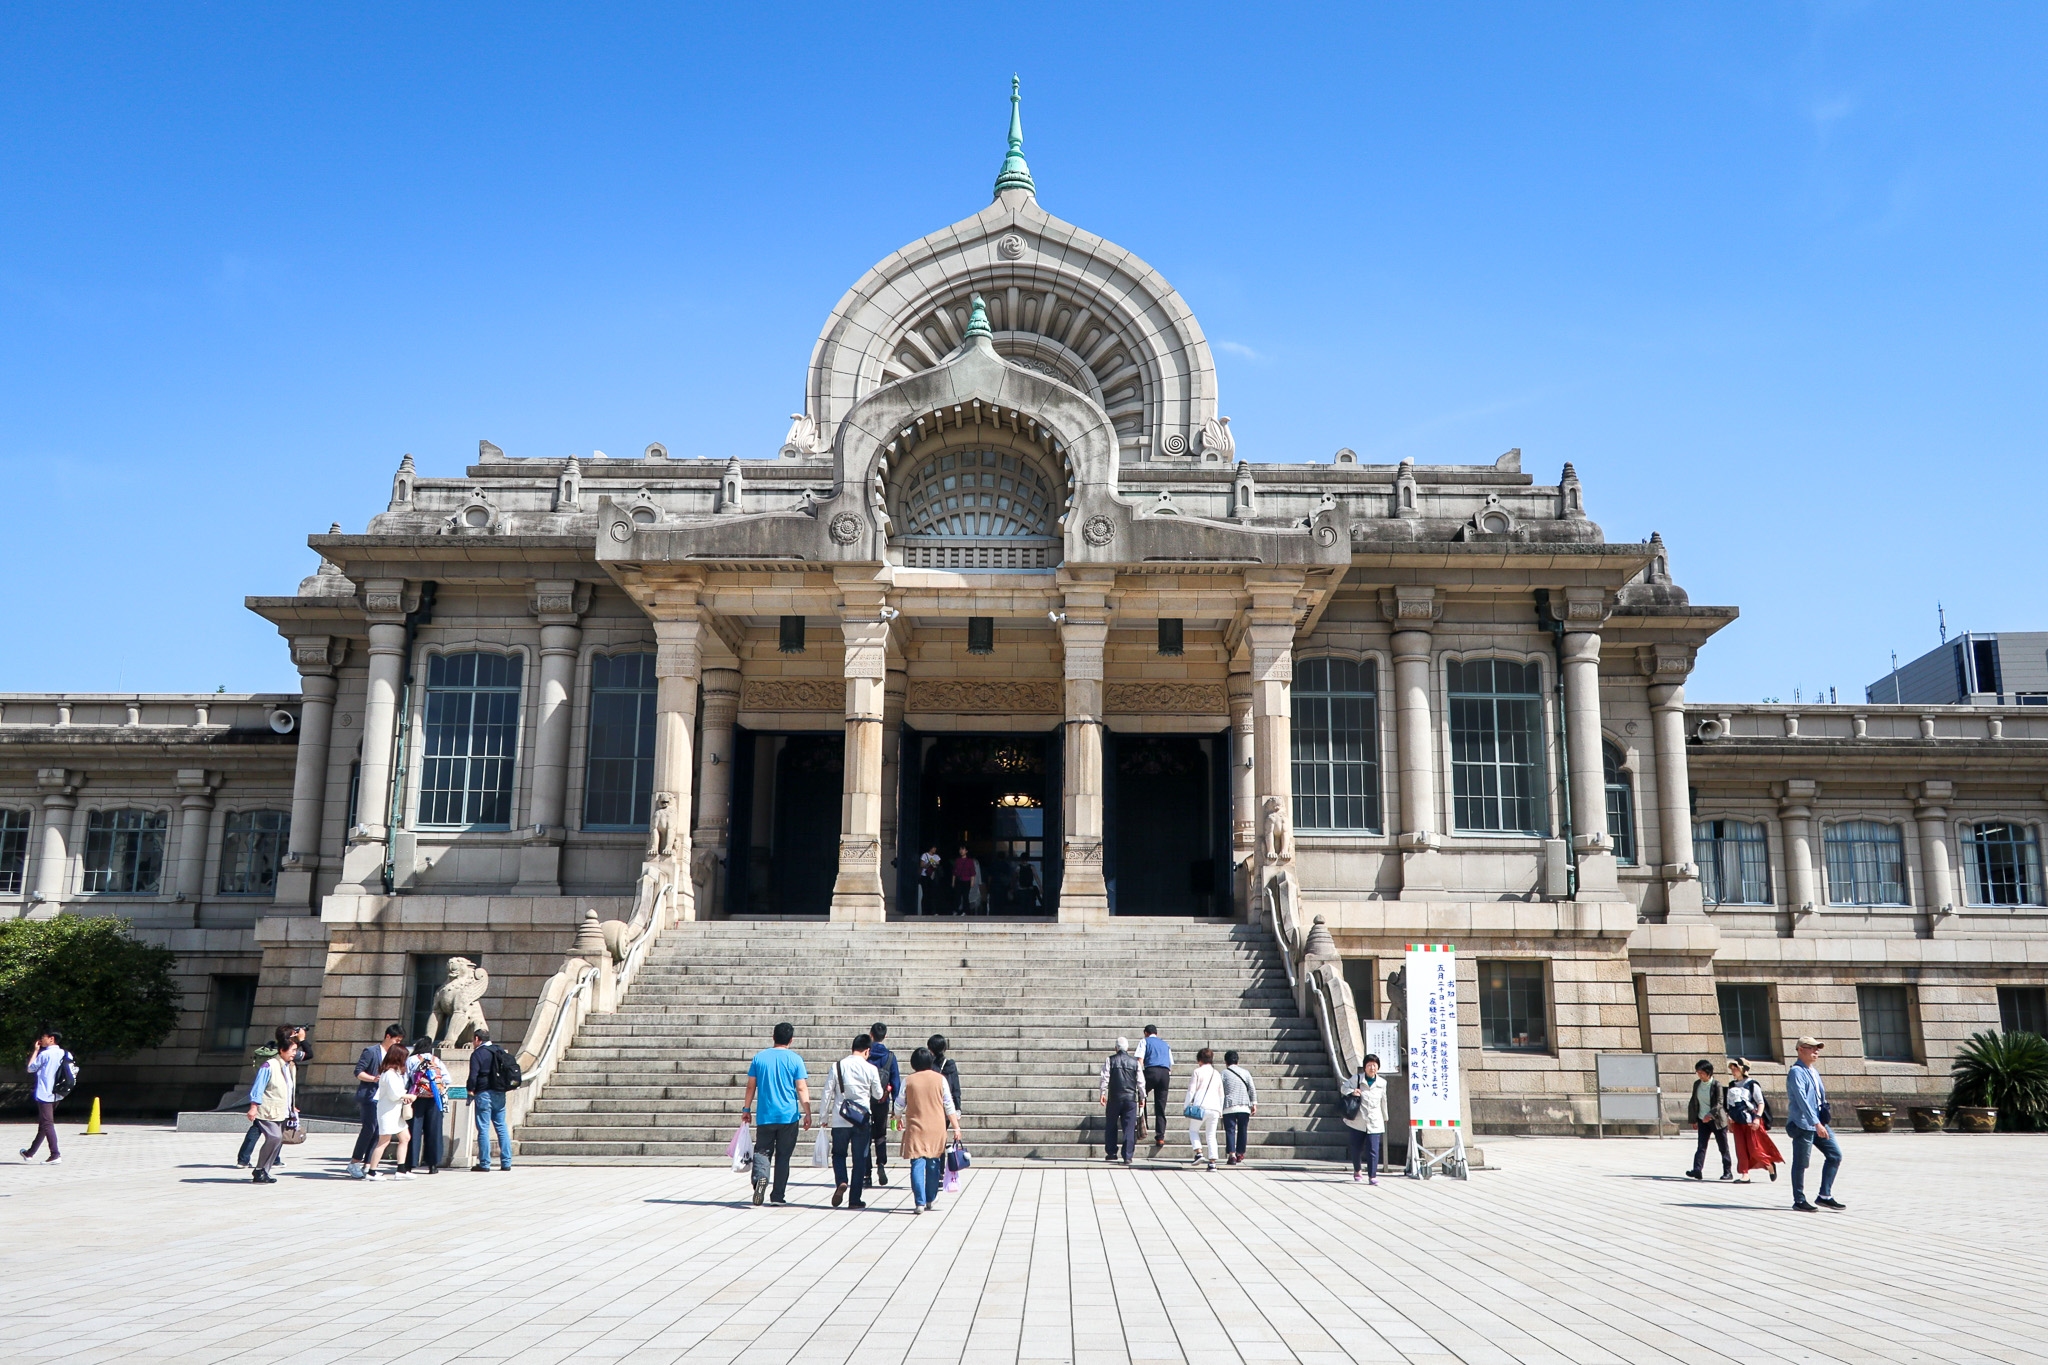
1868,633 -> 2048,706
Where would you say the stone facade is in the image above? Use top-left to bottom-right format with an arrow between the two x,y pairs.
5,94 -> 2044,1127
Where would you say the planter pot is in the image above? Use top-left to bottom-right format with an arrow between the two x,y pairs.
1855,1106 -> 1894,1133
1908,1107 -> 1945,1133
1952,1105 -> 1999,1133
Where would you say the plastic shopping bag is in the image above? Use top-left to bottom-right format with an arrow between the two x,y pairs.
942,1162 -> 960,1194
728,1123 -> 754,1173
812,1127 -> 831,1167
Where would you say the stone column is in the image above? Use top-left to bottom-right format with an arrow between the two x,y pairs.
691,668 -> 742,920
174,769 -> 216,903
519,581 -> 587,894
652,610 -> 702,922
879,662 -> 908,917
1058,573 -> 1112,923
1775,779 -> 1820,927
1384,586 -> 1443,895
1558,590 -> 1616,896
1227,666 -> 1255,919
1913,780 -> 1956,927
830,580 -> 890,922
339,581 -> 412,891
277,637 -> 345,911
31,769 -> 78,912
1245,574 -> 1302,888
1643,646 -> 1704,919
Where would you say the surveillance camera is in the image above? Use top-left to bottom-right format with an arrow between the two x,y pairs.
1048,610 -> 1067,625
879,606 -> 900,621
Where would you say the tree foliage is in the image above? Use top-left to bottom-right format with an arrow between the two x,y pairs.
0,915 -> 181,1059
1948,1029 -> 2048,1132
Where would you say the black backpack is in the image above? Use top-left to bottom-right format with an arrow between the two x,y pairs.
51,1053 -> 78,1100
485,1044 -> 522,1092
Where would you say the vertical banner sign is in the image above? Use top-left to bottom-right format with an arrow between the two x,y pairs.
1404,944 -> 1460,1127
1364,1020 -> 1402,1074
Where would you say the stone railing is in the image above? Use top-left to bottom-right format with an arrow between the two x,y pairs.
504,854 -> 678,1134
1264,871 -> 1367,1084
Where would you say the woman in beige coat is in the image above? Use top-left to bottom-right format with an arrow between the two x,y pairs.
898,1046 -> 962,1213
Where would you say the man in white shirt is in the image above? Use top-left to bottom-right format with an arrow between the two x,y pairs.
822,1033 -> 886,1209
21,1028 -> 74,1165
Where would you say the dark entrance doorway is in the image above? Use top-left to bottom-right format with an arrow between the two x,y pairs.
902,733 -> 1057,918
726,729 -> 841,917
1105,732 -> 1230,916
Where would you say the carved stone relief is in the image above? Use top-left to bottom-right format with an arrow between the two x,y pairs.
741,679 -> 842,711
906,679 -> 1061,714
1103,683 -> 1226,714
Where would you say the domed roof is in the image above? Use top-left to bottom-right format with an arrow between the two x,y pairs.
805,83 -> 1218,463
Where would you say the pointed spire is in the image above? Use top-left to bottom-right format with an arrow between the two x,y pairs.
965,292 -> 992,341
993,74 -> 1035,198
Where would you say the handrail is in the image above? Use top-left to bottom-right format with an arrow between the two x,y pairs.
1264,867 -> 1368,1085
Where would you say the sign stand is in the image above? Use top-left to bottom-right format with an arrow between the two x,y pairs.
1404,1121 -> 1469,1180
1402,943 -> 1470,1181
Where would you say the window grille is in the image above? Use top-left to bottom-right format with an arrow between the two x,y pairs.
219,810 -> 289,894
1963,822 -> 2044,906
1998,986 -> 2048,1038
1603,742 -> 1635,865
1449,659 -> 1546,835
1856,983 -> 1915,1062
209,975 -> 259,1052
419,652 -> 522,829
1717,983 -> 1775,1059
584,653 -> 657,830
1823,821 -> 1905,906
1478,959 -> 1549,1052
0,809 -> 29,895
1291,657 -> 1380,832
82,809 -> 167,894
1694,819 -> 1771,905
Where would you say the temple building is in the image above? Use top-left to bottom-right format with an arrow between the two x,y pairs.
5,88 -> 2046,1137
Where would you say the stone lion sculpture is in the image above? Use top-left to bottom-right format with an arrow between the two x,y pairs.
1259,794 -> 1293,866
426,956 -> 490,1049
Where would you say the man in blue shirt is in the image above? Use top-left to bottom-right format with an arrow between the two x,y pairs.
21,1028 -> 72,1164
742,1022 -> 811,1205
1784,1036 -> 1845,1213
1142,1025 -> 1173,1155
866,1021 -> 901,1186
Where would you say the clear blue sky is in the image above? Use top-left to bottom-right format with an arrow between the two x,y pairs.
4,4 -> 2043,702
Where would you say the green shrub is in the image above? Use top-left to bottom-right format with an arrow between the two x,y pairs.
0,915 -> 181,1059
1948,1029 -> 2048,1132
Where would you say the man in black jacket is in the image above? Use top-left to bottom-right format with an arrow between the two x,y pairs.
469,1029 -> 514,1171
1684,1058 -> 1733,1182
866,1022 -> 900,1186
348,1024 -> 405,1179
1099,1037 -> 1142,1165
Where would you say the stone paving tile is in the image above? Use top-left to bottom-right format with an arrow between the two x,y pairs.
5,1123 -> 2048,1363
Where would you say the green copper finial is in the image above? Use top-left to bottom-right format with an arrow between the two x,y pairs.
993,74 -> 1035,198
965,292 -> 992,341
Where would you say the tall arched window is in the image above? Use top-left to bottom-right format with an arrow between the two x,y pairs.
420,652 -> 523,829
585,652 -> 657,829
1291,658 -> 1380,832
1448,659 -> 1547,835
1603,742 -> 1636,866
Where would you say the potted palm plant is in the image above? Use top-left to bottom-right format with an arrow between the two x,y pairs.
1947,1030 -> 2048,1133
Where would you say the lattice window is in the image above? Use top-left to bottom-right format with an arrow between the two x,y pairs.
420,652 -> 523,829
896,450 -> 1055,539
83,809 -> 167,894
1449,659 -> 1547,835
585,653 -> 657,830
1292,658 -> 1380,833
1823,820 -> 1905,906
219,810 -> 289,894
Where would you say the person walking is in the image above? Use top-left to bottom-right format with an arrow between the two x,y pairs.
402,1038 -> 451,1174
928,1034 -> 961,1110
468,1028 -> 514,1173
951,846 -> 980,916
1220,1050 -> 1258,1165
1099,1036 -> 1142,1165
1141,1024 -> 1173,1154
20,1028 -> 73,1165
243,1036 -> 300,1184
237,1024 -> 298,1168
1685,1059 -> 1734,1182
899,1045 -> 963,1214
362,1043 -> 414,1179
1184,1047 -> 1225,1171
867,1021 -> 901,1187
742,1022 -> 811,1206
1786,1036 -> 1846,1213
920,847 -> 943,915
1724,1057 -> 1783,1183
1341,1053 -> 1389,1184
822,1032 -> 885,1209
348,1024 -> 406,1179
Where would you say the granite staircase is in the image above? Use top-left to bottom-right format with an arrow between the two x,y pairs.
516,920 -> 1350,1163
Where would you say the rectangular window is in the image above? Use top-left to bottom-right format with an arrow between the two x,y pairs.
209,975 -> 259,1052
1857,984 -> 1916,1062
1694,819 -> 1772,905
1964,822 -> 2044,906
0,808 -> 29,895
1824,821 -> 1906,906
1603,744 -> 1635,866
218,810 -> 290,894
82,809 -> 168,894
1717,983 -> 1776,1060
1449,659 -> 1547,835
1292,657 -> 1381,832
584,653 -> 657,830
1478,959 -> 1549,1052
419,652 -> 523,828
1998,986 -> 2048,1038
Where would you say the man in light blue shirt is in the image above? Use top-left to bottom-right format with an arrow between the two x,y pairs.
1142,1025 -> 1173,1154
1784,1036 -> 1845,1213
21,1028 -> 72,1164
742,1022 -> 811,1206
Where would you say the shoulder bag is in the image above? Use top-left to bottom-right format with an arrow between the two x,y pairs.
836,1060 -> 871,1127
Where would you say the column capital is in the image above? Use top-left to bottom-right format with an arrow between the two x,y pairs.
36,768 -> 79,802
1556,586 -> 1612,631
175,768 -> 216,801
290,635 -> 349,675
1773,778 -> 1820,811
653,614 -> 704,680
529,580 -> 592,625
1378,586 -> 1443,628
1912,779 -> 1954,812
359,578 -> 417,622
1637,643 -> 1694,682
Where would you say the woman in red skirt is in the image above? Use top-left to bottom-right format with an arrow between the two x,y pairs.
1724,1057 -> 1783,1182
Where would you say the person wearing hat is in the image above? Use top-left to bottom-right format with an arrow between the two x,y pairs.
1683,1059 -> 1733,1182
1723,1058 -> 1783,1182
1784,1036 -> 1845,1212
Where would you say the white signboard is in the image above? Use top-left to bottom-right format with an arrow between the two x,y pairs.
1404,944 -> 1461,1127
1364,1019 -> 1401,1075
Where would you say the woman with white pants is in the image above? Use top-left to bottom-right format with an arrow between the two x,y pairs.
1184,1047 -> 1225,1171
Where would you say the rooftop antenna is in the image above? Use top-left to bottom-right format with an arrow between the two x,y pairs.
1891,650 -> 1901,704
1938,602 -> 1947,644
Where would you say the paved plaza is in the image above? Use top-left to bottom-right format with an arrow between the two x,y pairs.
4,1123 -> 2045,1364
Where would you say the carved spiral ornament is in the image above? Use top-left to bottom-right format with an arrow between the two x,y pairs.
828,511 -> 863,545
1160,432 -> 1187,456
1082,514 -> 1115,547
1314,524 -> 1339,547
997,234 -> 1026,259
608,520 -> 633,543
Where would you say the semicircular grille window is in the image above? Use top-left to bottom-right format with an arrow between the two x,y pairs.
896,450 -> 1055,539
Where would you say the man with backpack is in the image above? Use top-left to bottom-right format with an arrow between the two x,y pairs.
21,1027 -> 75,1164
866,1021 -> 901,1186
1098,1036 -> 1142,1165
467,1028 -> 519,1171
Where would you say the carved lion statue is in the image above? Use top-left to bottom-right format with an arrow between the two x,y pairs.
1259,794 -> 1293,867
646,791 -> 675,860
426,957 -> 490,1049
